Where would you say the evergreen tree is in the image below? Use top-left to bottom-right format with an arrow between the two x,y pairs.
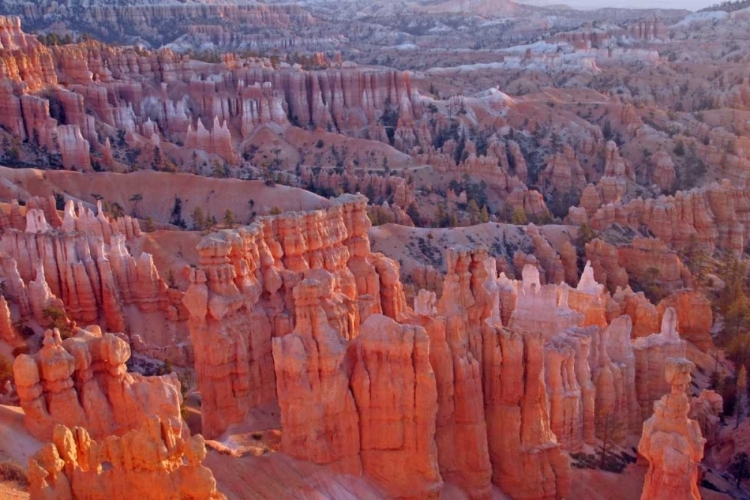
435,202 -> 448,228
738,366 -> 747,429
191,206 -> 206,231
129,193 -> 143,218
467,199 -> 480,225
450,211 -> 459,228
406,202 -> 421,226
730,452 -> 750,488
480,205 -> 489,223
512,208 -> 528,225
170,197 -> 186,228
223,209 -> 236,228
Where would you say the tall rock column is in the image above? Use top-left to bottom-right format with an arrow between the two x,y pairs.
632,307 -> 686,422
351,314 -> 443,499
272,277 -> 362,475
482,322 -> 571,500
638,357 -> 705,500
411,265 -> 493,498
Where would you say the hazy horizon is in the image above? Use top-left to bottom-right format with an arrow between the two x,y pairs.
516,0 -> 721,11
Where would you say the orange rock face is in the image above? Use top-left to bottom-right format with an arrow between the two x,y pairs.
352,315 -> 442,499
632,308 -> 687,423
650,151 -> 676,191
539,145 -> 587,195
28,417 -> 225,500
185,194 -> 399,438
0,197 -> 189,363
13,327 -> 184,441
689,389 -> 723,445
638,357 -> 705,500
579,179 -> 749,254
272,275 -> 362,475
483,323 -> 571,499
657,290 -> 713,352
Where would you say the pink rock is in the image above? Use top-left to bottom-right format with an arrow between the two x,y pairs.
638,357 -> 705,500
28,417 -> 225,500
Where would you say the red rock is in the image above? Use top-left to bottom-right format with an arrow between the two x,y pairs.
657,290 -> 713,352
539,145 -> 586,195
0,295 -> 23,347
627,18 -> 667,40
14,327 -> 184,441
585,180 -> 748,254
650,151 -> 676,191
272,276 -> 362,473
567,262 -> 608,328
545,327 -> 595,450
612,287 -> 660,339
617,237 -> 688,291
589,315 -> 640,437
638,357 -> 705,500
28,417 -> 225,500
351,314 -> 443,499
689,390 -> 723,445
585,239 -> 629,292
482,322 -> 571,499
632,308 -> 687,422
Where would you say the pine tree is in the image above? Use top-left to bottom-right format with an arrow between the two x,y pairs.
450,211 -> 459,228
467,199 -> 480,225
129,193 -> 143,218
406,202 -> 421,226
435,202 -> 448,228
191,206 -> 206,231
512,208 -> 528,225
737,365 -> 747,429
730,452 -> 750,488
480,205 -> 489,223
223,209 -> 236,228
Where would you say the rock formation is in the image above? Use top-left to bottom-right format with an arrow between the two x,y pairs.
28,417 -> 225,500
351,315 -> 442,499
539,145 -> 587,195
186,200 -> 582,499
689,389 -> 723,444
185,195 -> 396,438
638,357 -> 705,500
572,179 -> 750,254
650,151 -> 677,191
632,308 -> 687,422
483,322 -> 571,500
272,275 -> 362,475
13,327 -> 184,441
0,198 -> 190,362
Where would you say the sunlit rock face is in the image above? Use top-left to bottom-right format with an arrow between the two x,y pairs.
28,417 -> 225,500
638,357 -> 705,500
14,327 -> 184,442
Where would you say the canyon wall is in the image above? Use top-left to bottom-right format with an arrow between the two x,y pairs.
185,194 -> 708,499
0,197 -> 192,363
